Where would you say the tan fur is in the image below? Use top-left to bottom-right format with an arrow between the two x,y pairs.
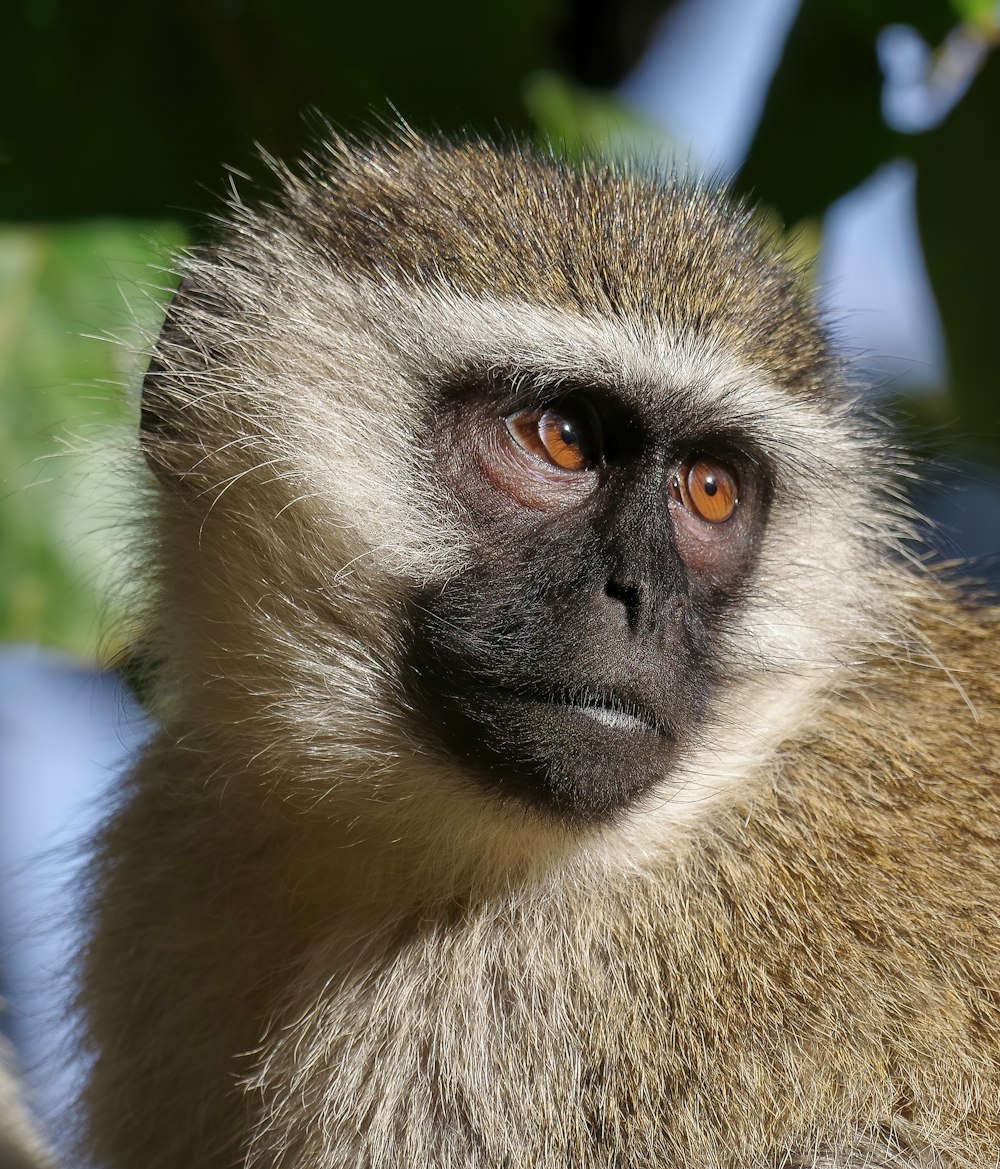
79,135 -> 1000,1168
0,1035 -> 53,1169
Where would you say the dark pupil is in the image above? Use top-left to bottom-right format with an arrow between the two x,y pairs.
703,476 -> 718,496
558,419 -> 580,449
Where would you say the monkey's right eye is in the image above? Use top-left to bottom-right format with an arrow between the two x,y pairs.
504,402 -> 602,472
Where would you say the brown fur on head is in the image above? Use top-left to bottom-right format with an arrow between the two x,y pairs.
79,133 -> 1000,1169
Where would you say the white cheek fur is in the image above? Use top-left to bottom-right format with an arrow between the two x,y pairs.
196,275 -> 909,847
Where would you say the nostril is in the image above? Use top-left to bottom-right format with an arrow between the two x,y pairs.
605,579 -> 642,612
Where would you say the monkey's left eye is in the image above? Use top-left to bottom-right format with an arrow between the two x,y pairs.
670,456 -> 739,523
504,402 -> 602,472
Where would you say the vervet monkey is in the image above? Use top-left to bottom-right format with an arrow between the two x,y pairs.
77,133 -> 1000,1169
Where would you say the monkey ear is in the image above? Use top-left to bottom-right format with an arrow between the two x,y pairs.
138,275 -> 213,491
139,354 -> 174,442
138,350 -> 189,490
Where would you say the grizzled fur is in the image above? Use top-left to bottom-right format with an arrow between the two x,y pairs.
78,133 -> 1000,1169
0,1038 -> 52,1169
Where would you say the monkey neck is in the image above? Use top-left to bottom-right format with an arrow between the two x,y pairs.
90,584 -> 1000,1169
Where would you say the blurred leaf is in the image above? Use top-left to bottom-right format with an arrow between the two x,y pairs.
737,0 -> 953,220
739,0 -> 1000,457
951,0 -> 999,30
524,71 -> 671,163
915,49 -> 1000,442
0,221 -> 186,659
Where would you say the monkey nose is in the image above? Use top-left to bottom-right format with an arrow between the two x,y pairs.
603,577 -> 648,635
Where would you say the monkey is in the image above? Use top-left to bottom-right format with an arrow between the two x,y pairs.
76,131 -> 1000,1169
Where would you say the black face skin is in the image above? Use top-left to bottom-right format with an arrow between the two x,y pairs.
407,372 -> 771,823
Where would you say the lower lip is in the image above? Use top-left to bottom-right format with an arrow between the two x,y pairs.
544,700 -> 662,736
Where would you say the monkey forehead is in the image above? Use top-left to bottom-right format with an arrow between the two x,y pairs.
274,266 -> 856,481
240,278 -> 878,595
269,136 -> 832,400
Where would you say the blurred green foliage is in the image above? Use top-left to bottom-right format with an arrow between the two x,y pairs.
0,0 -> 668,661
952,0 -> 999,28
740,1 -> 1000,441
739,1 -> 954,214
524,71 -> 670,161
1,0 -> 998,660
0,223 -> 184,656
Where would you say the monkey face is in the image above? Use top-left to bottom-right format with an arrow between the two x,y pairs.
409,375 -> 773,821
138,138 -> 900,837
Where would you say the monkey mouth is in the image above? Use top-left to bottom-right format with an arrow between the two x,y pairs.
539,690 -> 667,736
426,683 -> 680,820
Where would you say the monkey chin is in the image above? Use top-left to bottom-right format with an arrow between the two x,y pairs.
423,688 -> 680,824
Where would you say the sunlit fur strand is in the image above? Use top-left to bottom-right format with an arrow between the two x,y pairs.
77,136 -> 1000,1169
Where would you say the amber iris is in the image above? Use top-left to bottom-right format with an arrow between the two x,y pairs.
506,404 -> 600,471
678,457 -> 738,523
